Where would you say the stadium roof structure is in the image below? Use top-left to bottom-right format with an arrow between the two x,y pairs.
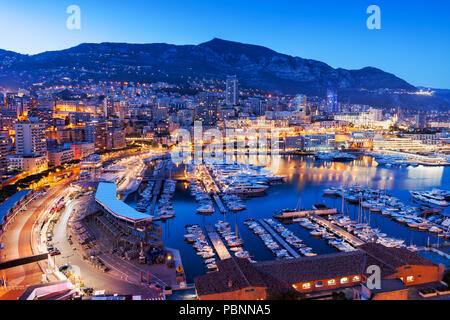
95,182 -> 153,223
0,189 -> 32,223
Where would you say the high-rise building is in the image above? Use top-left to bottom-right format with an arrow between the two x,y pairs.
326,89 -> 338,114
86,121 -> 109,151
0,134 -> 12,176
14,120 -> 47,156
195,105 -> 218,126
0,92 -> 4,108
249,98 -> 264,116
226,75 -> 238,106
293,94 -> 307,116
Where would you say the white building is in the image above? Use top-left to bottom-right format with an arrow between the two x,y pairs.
226,75 -> 238,106
48,149 -> 75,167
8,154 -> 48,173
293,94 -> 307,116
69,142 -> 95,160
15,121 -> 47,156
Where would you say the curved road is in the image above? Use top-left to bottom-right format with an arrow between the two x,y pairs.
0,178 -> 74,300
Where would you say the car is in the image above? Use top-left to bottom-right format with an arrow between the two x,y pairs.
49,249 -> 61,256
59,265 -> 70,272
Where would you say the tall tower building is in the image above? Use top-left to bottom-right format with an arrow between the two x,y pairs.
226,75 -> 238,106
294,94 -> 307,116
85,120 -> 109,151
0,134 -> 11,176
14,120 -> 47,156
326,89 -> 338,114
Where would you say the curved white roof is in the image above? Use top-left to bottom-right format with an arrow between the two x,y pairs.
95,182 -> 152,223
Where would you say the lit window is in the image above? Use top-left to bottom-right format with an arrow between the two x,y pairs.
315,281 -> 323,288
328,279 -> 336,286
340,277 -> 349,284
352,276 -> 360,282
406,276 -> 414,283
302,283 -> 311,290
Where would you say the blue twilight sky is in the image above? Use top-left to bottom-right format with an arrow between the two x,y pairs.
0,0 -> 449,89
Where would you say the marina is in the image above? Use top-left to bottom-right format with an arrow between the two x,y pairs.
124,155 -> 450,283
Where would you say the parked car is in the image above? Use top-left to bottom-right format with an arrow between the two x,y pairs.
49,249 -> 61,256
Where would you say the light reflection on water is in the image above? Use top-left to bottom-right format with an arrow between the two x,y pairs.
127,156 -> 450,283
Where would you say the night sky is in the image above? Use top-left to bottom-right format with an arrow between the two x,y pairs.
1,0 -> 449,88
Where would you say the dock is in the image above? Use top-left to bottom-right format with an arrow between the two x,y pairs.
274,207 -> 338,220
309,214 -> 365,246
200,165 -> 220,194
148,179 -> 163,216
213,195 -> 227,213
258,219 -> 300,258
204,225 -> 231,260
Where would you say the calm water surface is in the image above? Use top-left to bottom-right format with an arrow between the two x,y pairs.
126,156 -> 450,283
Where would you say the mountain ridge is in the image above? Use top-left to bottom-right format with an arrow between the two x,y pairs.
0,38 -> 448,109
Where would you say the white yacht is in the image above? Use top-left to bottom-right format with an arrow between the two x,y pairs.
410,190 -> 449,207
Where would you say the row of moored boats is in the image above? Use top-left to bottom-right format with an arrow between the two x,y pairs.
264,218 -> 317,257
184,225 -> 218,271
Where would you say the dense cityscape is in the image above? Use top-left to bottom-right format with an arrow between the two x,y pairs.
0,1 -> 449,307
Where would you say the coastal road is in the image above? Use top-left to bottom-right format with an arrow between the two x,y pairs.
0,178 -> 75,300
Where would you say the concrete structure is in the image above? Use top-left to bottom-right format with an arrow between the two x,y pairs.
48,148 -> 75,167
326,89 -> 338,114
95,182 -> 153,224
0,134 -> 11,176
7,154 -> 48,174
293,94 -> 307,116
226,75 -> 238,106
79,154 -> 102,179
86,121 -> 108,151
69,142 -> 95,160
14,121 -> 47,156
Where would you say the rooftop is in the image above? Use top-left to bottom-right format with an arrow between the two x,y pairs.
194,258 -> 294,297
95,182 -> 153,223
359,243 -> 438,269
0,189 -> 32,222
194,243 -> 440,296
255,251 -> 372,284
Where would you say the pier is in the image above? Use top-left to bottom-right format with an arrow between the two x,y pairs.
148,179 -> 162,216
199,164 -> 220,194
204,225 -> 232,260
274,207 -> 338,220
258,219 -> 300,258
213,195 -> 227,213
309,215 -> 365,246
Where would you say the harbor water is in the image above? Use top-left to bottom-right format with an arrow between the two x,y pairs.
125,155 -> 450,283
